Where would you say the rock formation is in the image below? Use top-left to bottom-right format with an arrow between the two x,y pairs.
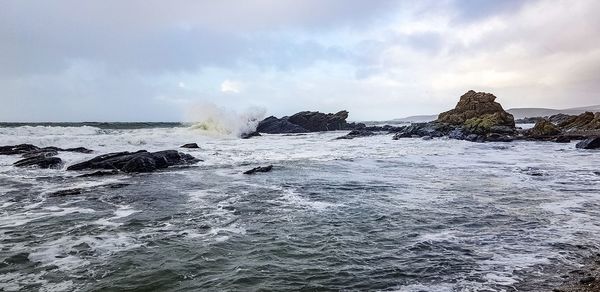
256,110 -> 364,134
336,130 -> 376,140
67,150 -> 200,173
528,119 -> 562,137
576,137 -> 600,149
243,165 -> 273,174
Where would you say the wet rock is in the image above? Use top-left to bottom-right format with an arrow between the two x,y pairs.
49,188 -> 83,197
243,165 -> 273,175
580,276 -> 595,284
240,131 -> 261,139
528,119 -> 562,137
21,149 -> 59,159
5,252 -> 30,264
0,144 -> 39,155
485,133 -> 514,142
180,143 -> 200,149
13,155 -> 63,169
576,137 -> 600,149
67,150 -> 200,173
559,112 -> 600,131
256,116 -> 309,134
336,130 -> 376,140
77,170 -> 120,177
554,136 -> 572,143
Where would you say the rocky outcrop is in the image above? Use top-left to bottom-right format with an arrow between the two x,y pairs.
256,116 -> 309,134
576,137 -> 600,149
437,90 -> 516,131
528,119 -> 562,137
67,150 -> 200,173
256,110 -> 364,134
243,165 -> 273,174
336,130 -> 376,140
558,112 -> 600,132
0,144 -> 93,156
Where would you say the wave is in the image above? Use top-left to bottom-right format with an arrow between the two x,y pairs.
185,102 -> 265,137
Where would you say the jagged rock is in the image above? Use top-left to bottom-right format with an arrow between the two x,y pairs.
243,165 -> 273,175
67,150 -> 200,173
549,113 -> 575,125
576,137 -> 600,149
13,155 -> 63,169
180,143 -> 200,149
240,131 -> 261,139
0,144 -> 39,155
256,116 -> 309,134
287,110 -> 352,132
559,112 -> 600,131
515,117 -> 543,124
528,119 -> 562,136
438,90 -> 515,133
336,130 -> 376,140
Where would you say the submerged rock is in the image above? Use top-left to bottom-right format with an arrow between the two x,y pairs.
67,150 -> 200,173
336,130 -> 376,140
0,144 -> 39,155
180,143 -> 200,149
77,170 -> 120,177
240,131 -> 261,139
243,165 -> 273,175
49,188 -> 83,197
575,137 -> 600,149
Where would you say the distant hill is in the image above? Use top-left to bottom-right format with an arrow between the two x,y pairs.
394,105 -> 600,122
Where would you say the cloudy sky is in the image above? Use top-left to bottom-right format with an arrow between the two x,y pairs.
1,0 -> 599,122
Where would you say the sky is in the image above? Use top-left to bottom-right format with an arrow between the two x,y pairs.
1,0 -> 599,122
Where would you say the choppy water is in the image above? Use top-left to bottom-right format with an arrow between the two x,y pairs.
0,125 -> 599,291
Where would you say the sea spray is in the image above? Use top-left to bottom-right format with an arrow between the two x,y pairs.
184,102 -> 266,137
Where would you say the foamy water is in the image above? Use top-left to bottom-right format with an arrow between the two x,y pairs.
0,125 -> 599,291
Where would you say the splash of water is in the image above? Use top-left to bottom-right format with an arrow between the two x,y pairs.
184,102 -> 265,137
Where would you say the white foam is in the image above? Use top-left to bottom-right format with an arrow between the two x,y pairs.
92,205 -> 137,227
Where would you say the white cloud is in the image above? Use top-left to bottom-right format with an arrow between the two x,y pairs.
220,80 -> 242,94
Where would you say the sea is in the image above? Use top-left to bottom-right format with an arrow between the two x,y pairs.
0,122 -> 599,291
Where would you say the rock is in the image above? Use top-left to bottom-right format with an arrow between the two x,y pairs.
576,137 -> 600,149
336,130 -> 376,140
49,188 -> 83,197
77,170 -> 120,177
13,155 -> 63,169
559,112 -> 600,131
579,276 -> 595,284
554,136 -> 572,143
516,117 -> 543,124
549,113 -> 576,125
287,110 -> 352,132
529,119 -> 562,136
243,165 -> 273,175
437,90 -> 515,135
0,144 -> 39,155
256,116 -> 309,134
180,143 -> 200,149
21,149 -> 59,159
67,150 -> 200,173
422,136 -> 433,140
240,131 -> 261,139
485,133 -> 513,142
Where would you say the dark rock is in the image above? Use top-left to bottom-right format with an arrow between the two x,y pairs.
516,117 -> 543,124
243,165 -> 273,175
21,149 -> 59,159
0,144 -> 39,155
287,110 -> 351,132
49,188 -> 83,197
336,130 -> 376,140
437,90 -> 516,131
67,150 -> 200,173
485,133 -> 513,142
77,170 -> 120,177
240,131 -> 261,139
422,136 -> 433,140
579,276 -> 595,284
576,137 -> 600,149
256,116 -> 308,134
554,136 -> 572,143
13,155 -> 62,169
180,143 -> 200,149
60,147 -> 93,154
528,119 -> 562,137
5,252 -> 30,264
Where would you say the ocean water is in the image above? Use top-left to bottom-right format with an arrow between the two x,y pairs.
0,125 -> 599,291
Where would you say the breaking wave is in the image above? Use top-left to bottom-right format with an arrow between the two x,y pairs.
184,102 -> 265,137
